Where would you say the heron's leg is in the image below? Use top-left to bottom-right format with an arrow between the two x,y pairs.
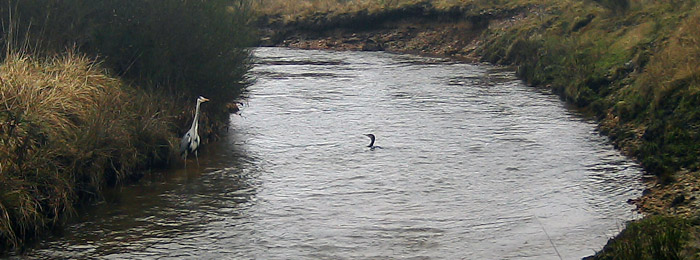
195,150 -> 200,168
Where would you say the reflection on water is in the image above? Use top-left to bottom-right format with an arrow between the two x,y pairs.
24,47 -> 643,259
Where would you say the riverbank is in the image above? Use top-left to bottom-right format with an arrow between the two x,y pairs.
255,0 -> 700,258
0,1 -> 254,253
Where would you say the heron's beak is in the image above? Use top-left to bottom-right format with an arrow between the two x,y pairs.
202,97 -> 210,102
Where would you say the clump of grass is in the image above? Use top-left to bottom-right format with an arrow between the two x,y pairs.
593,215 -> 690,260
0,52 -> 174,251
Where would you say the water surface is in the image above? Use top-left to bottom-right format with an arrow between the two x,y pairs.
25,47 -> 643,259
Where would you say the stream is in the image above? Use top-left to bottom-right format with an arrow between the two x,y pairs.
23,47 -> 644,259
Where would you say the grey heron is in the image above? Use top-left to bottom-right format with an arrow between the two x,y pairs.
364,134 -> 382,149
180,96 -> 210,166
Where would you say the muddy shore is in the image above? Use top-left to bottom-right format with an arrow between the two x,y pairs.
257,4 -> 529,61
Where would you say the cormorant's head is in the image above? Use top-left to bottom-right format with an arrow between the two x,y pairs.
364,134 -> 375,140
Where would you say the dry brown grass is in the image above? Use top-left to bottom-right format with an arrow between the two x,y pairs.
0,52 -> 174,250
641,10 -> 700,107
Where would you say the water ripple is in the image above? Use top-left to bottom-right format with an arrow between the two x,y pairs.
23,47 -> 644,260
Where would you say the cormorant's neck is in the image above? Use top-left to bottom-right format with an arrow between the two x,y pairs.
368,137 -> 375,147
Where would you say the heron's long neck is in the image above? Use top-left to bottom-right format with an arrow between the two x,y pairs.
190,101 -> 202,132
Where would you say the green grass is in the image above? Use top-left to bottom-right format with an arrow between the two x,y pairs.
593,216 -> 690,260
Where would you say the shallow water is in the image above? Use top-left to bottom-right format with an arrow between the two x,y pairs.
24,47 -> 643,259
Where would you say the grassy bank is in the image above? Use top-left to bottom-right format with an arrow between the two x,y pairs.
0,0 -> 254,252
475,1 -> 700,257
0,52 -> 173,250
592,215 -> 693,260
478,0 -> 700,182
256,0 -> 700,258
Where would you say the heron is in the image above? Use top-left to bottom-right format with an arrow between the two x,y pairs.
364,134 -> 382,149
180,96 -> 210,166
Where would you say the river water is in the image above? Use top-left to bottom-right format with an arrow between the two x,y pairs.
24,47 -> 644,259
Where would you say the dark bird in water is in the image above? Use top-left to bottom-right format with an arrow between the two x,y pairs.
180,96 -> 210,167
364,134 -> 382,149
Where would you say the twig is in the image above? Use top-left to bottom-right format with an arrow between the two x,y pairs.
535,215 -> 563,260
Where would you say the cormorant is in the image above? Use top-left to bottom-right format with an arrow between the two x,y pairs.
364,134 -> 382,149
